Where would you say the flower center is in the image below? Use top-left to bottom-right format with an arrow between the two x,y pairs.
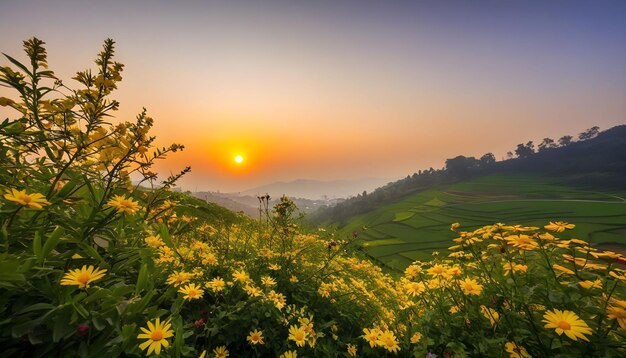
76,272 -> 91,285
150,330 -> 163,341
188,289 -> 198,297
295,332 -> 304,341
21,195 -> 32,203
557,320 -> 571,330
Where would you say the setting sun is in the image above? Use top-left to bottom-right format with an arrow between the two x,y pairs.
234,155 -> 244,164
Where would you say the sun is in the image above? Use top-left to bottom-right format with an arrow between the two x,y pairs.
234,155 -> 244,164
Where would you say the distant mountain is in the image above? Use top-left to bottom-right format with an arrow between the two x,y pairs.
240,178 -> 394,200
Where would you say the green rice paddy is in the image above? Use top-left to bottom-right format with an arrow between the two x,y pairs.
334,174 -> 626,270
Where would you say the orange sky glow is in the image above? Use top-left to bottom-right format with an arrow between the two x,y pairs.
1,1 -> 625,193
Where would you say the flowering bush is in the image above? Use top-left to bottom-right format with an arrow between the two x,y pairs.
1,39 -> 625,357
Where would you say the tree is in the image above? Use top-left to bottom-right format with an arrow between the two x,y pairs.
558,135 -> 573,147
445,155 -> 479,178
515,141 -> 535,158
506,151 -> 514,160
578,126 -> 600,141
538,138 -> 557,152
479,153 -> 496,166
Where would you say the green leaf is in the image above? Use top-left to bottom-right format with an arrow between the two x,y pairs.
173,315 -> 184,358
15,303 -> 56,315
72,302 -> 90,319
135,262 -> 149,294
42,226 -> 64,260
33,231 -> 43,261
2,53 -> 33,77
53,309 -> 72,342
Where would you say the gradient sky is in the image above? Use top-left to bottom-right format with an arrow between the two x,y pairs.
1,0 -> 625,192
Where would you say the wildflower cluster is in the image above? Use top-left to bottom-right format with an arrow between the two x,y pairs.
395,222 -> 626,356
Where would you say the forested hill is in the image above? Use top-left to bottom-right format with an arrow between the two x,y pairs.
310,125 -> 626,225
493,124 -> 626,186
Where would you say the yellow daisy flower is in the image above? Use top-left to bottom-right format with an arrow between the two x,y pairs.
459,277 -> 483,296
179,283 -> 204,301
4,188 -> 50,209
362,327 -> 380,347
60,265 -> 107,289
288,325 -> 308,347
607,299 -> 626,329
213,346 -> 229,358
347,343 -> 357,356
261,275 -> 276,287
544,221 -> 575,232
106,194 -> 141,214
207,277 -> 226,292
137,317 -> 174,356
377,330 -> 400,353
247,329 -> 264,345
166,271 -> 192,287
542,309 -> 592,341
410,332 -> 422,343
504,342 -> 531,358
279,351 -> 297,358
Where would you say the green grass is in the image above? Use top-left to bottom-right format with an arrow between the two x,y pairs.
334,174 -> 626,269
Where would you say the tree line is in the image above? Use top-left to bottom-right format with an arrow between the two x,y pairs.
310,126 -> 604,225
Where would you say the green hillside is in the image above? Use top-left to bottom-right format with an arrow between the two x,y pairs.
331,174 -> 626,270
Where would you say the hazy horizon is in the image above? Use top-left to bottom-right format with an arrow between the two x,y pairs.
1,0 -> 625,192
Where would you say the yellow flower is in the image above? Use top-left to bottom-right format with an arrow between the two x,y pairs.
137,317 -> 174,356
213,346 -> 229,358
427,264 -> 449,278
244,285 -> 262,297
347,343 -> 357,356
505,342 -> 531,358
450,222 -> 461,230
288,325 -> 308,347
447,265 -> 463,276
502,262 -> 528,276
106,194 -> 141,214
410,332 -> 422,343
542,309 -> 592,341
553,264 -> 575,275
166,271 -> 191,287
459,277 -> 483,296
247,329 -> 264,345
4,188 -> 50,209
261,275 -> 276,287
179,283 -> 204,301
145,235 -> 164,248
232,269 -> 250,284
578,279 -> 602,290
607,299 -> 626,329
269,263 -> 281,270
404,281 -> 425,297
504,235 -> 538,250
289,275 -> 299,283
481,305 -> 500,327
279,351 -> 297,358
60,265 -> 107,289
377,330 -> 400,353
207,277 -> 226,292
362,327 -> 380,348
544,221 -> 575,232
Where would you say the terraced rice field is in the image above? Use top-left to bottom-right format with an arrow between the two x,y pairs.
335,174 -> 626,270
